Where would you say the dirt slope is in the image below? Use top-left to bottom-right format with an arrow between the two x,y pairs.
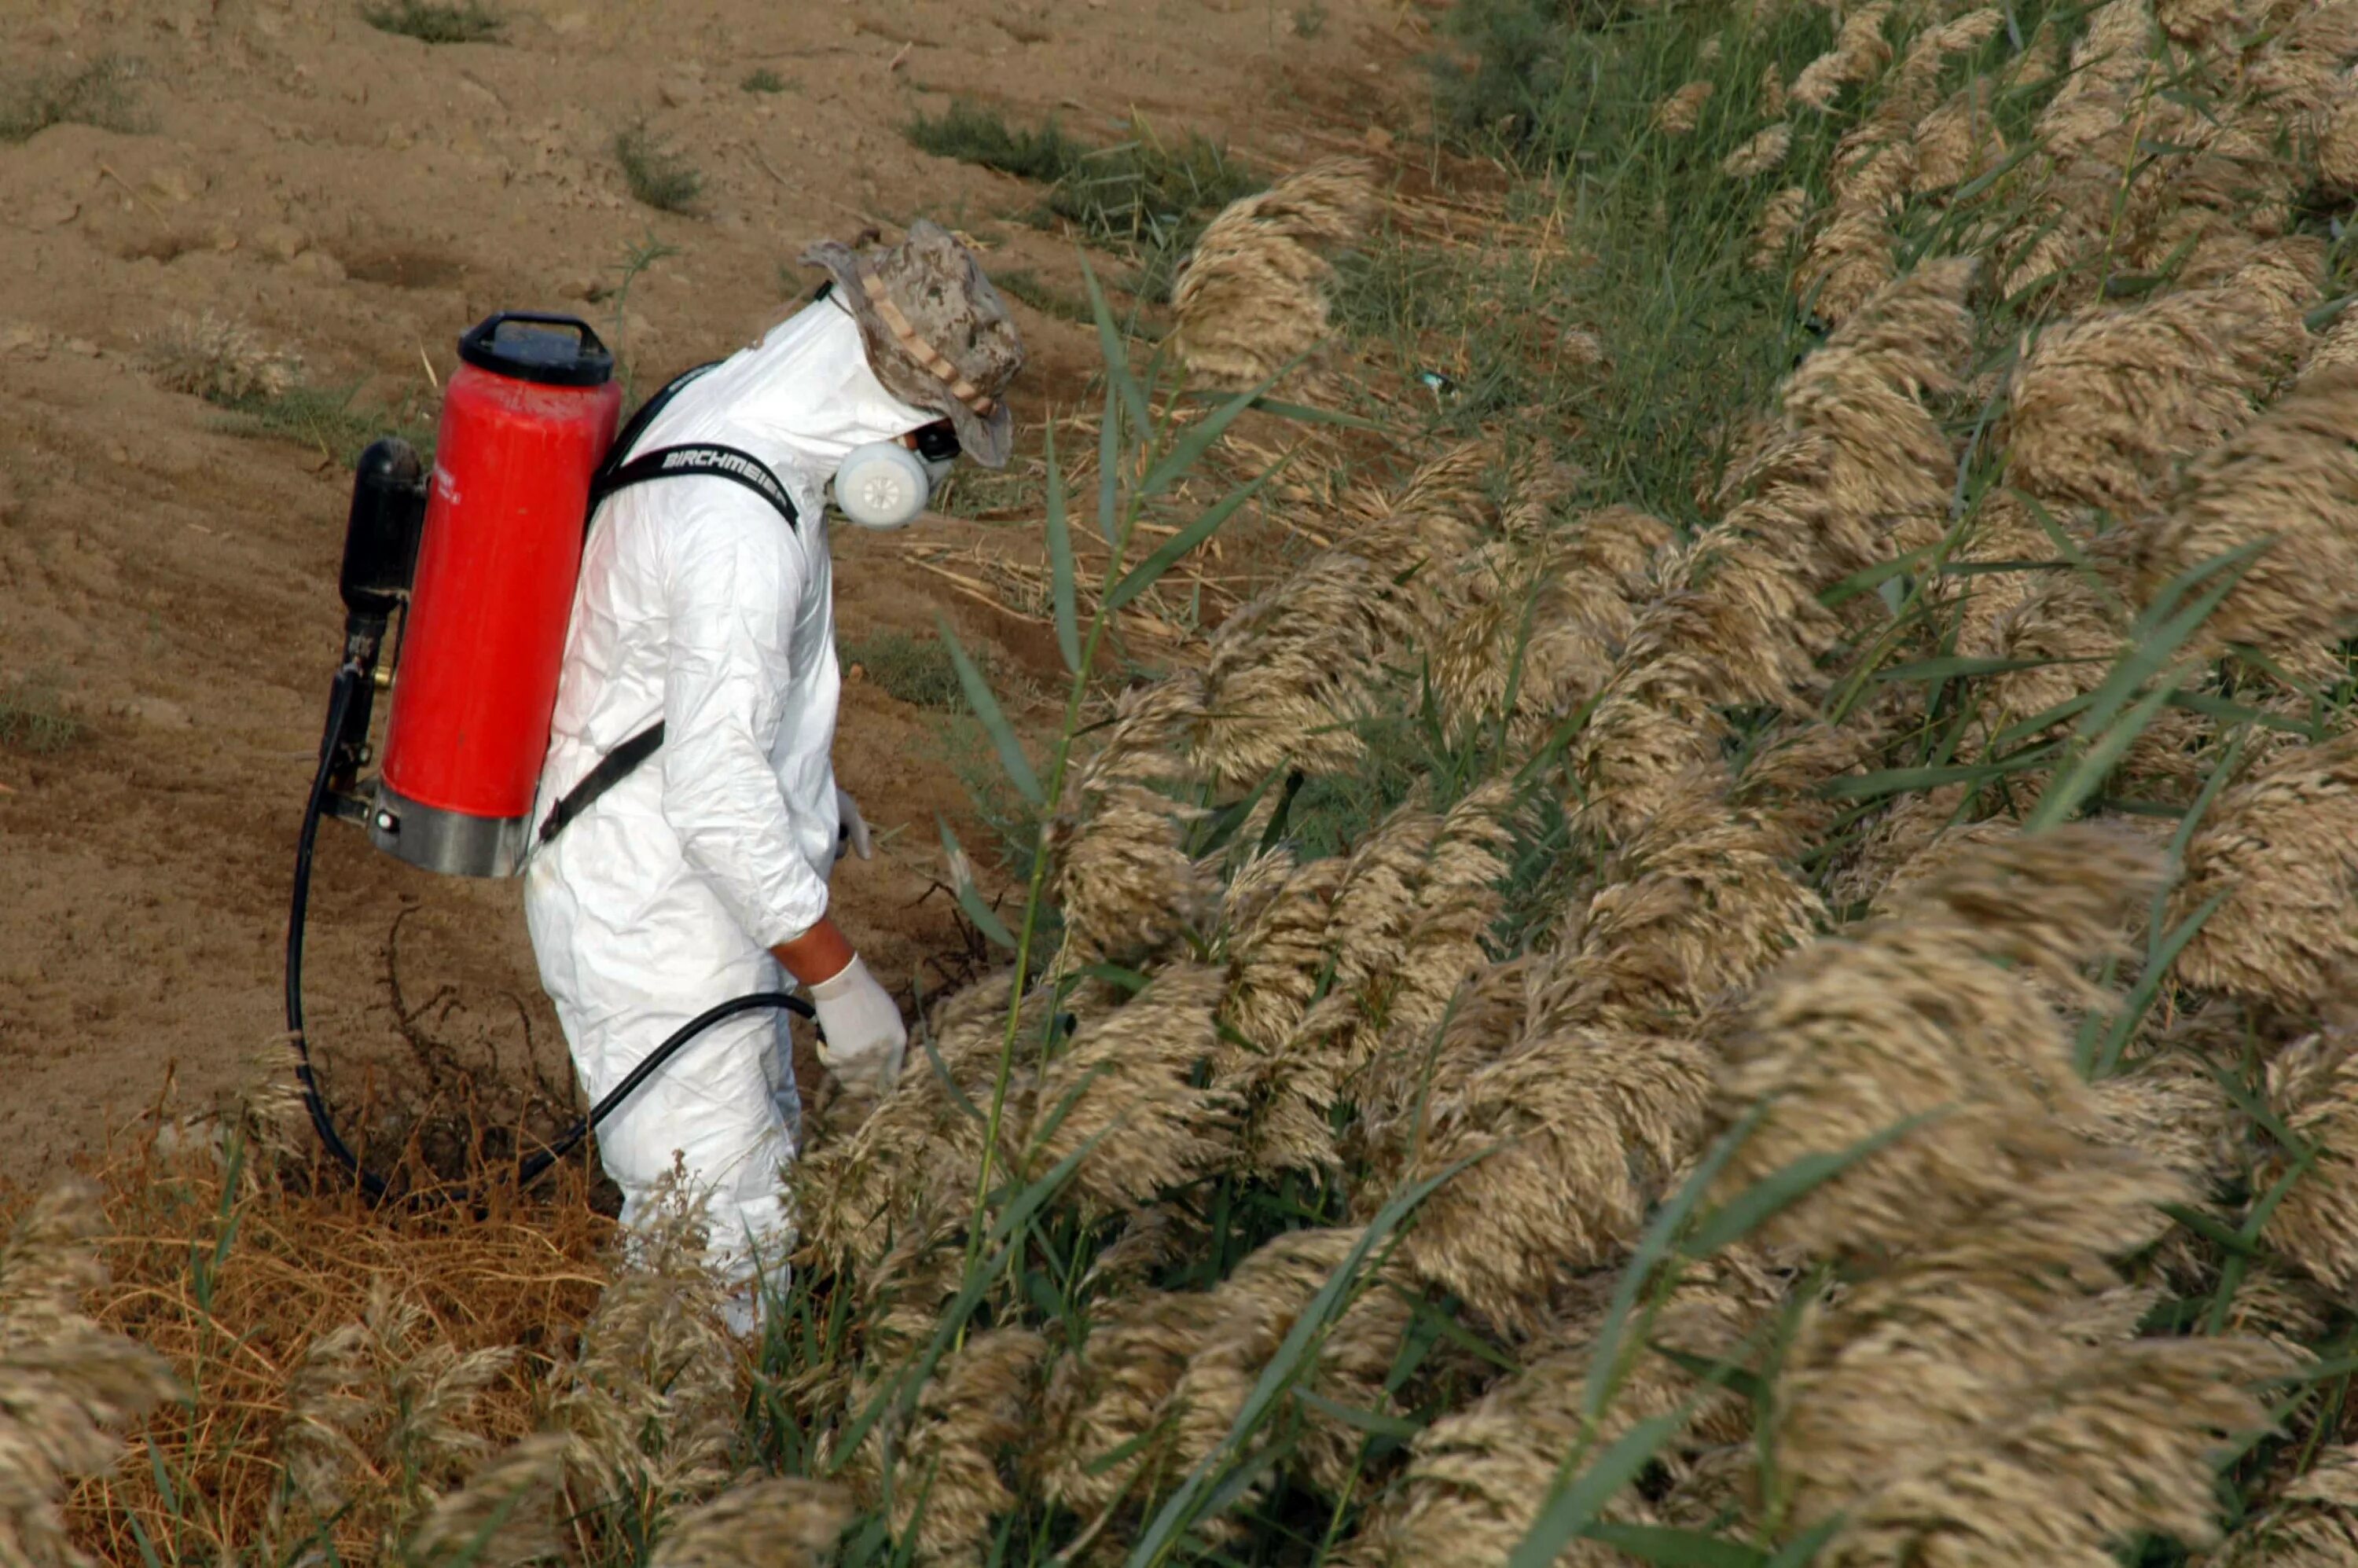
0,0 -> 1416,1176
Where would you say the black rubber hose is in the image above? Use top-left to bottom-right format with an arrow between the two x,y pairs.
511,990 -> 810,1188
286,663 -> 816,1204
287,663 -> 387,1197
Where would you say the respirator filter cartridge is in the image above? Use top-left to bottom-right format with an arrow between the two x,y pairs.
832,442 -> 933,531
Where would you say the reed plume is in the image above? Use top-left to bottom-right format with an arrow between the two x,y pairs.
1214,846 -> 1353,1177
1346,1258 -> 1775,1567
1165,1228 -> 1416,1496
1192,444 -> 1504,790
1050,674 -> 1212,971
894,1326 -> 1044,1565
398,1433 -> 565,1568
2254,1027 -> 2358,1296
1652,80 -> 1714,134
2004,288 -> 2301,514
1721,123 -> 1791,177
649,1476 -> 852,1568
0,1181 -> 178,1568
2217,1445 -> 2358,1566
1025,964 -> 1238,1214
2173,732 -> 2358,1012
1792,3 -> 1894,112
553,1173 -> 742,1514
1391,1021 -> 1717,1329
1716,828 -> 2159,1257
1432,504 -> 1668,747
1719,830 -> 2290,1565
2133,365 -> 2358,663
1170,159 -> 1375,391
1754,186 -> 1810,270
1912,83 -> 2004,193
1036,1291 -> 1220,1521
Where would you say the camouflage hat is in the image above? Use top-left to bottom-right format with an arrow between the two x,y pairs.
799,220 -> 1026,468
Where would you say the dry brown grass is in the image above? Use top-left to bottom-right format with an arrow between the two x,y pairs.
62,1118 -> 611,1565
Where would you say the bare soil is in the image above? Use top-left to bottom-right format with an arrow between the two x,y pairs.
0,0 -> 1423,1177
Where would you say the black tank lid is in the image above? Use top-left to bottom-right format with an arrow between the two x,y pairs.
455,312 -> 615,387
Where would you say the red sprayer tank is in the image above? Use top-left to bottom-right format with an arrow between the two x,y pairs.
372,314 -> 621,876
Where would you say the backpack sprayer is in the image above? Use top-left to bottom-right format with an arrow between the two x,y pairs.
288,312 -> 813,1201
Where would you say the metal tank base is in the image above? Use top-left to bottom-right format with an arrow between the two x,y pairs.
369,783 -> 528,878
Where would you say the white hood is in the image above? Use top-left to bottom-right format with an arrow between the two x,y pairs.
633,296 -> 936,516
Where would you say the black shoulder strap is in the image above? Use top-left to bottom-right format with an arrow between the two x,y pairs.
596,363 -> 717,488
592,442 -> 799,532
584,361 -> 799,535
537,720 -> 666,848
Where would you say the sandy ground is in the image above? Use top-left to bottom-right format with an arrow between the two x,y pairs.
0,0 -> 1422,1177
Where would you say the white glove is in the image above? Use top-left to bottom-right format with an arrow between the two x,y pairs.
808,955 -> 905,1095
835,786 -> 872,861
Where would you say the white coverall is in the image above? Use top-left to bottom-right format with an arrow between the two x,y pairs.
523,297 -> 932,1300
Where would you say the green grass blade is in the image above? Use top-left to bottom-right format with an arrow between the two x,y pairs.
1105,466 -> 1276,612
1817,546 -> 1934,608
1082,254 -> 1153,452
1123,1155 -> 1481,1566
1097,373 -> 1124,549
1505,1412 -> 1688,1568
1578,1522 -> 1769,1567
2088,889 -> 2226,1079
1767,1518 -> 1845,1565
1584,1107 -> 1764,1426
936,615 -> 1043,806
1681,1111 -> 1945,1260
917,1023 -> 986,1123
937,817 -> 1016,949
1043,423 -> 1082,674
1648,1344 -> 1767,1405
1231,395 -> 1390,431
1818,749 -> 2059,802
1294,1388 -> 1425,1441
2072,542 -> 2262,742
1137,373 -> 1284,501
2169,688 -> 2318,739
126,1516 -> 165,1568
2024,678 -> 2178,832
2160,1201 -> 2259,1255
1875,655 -> 2095,683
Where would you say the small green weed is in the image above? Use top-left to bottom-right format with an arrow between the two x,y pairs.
0,55 -> 143,144
931,462 -> 1046,521
219,381 -> 438,470
741,67 -> 791,94
905,101 -> 1256,298
1293,2 -> 1329,38
606,230 -> 681,406
614,123 -> 703,214
1428,0 -> 1578,153
0,675 -> 86,755
906,101 -> 1088,185
841,630 -> 970,711
358,0 -> 503,43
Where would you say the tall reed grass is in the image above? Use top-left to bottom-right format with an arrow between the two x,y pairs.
35,0 -> 2358,1559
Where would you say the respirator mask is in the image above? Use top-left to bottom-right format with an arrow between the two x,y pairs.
833,420 -> 960,531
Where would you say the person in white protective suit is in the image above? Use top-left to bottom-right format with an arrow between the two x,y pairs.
523,222 -> 1025,1329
